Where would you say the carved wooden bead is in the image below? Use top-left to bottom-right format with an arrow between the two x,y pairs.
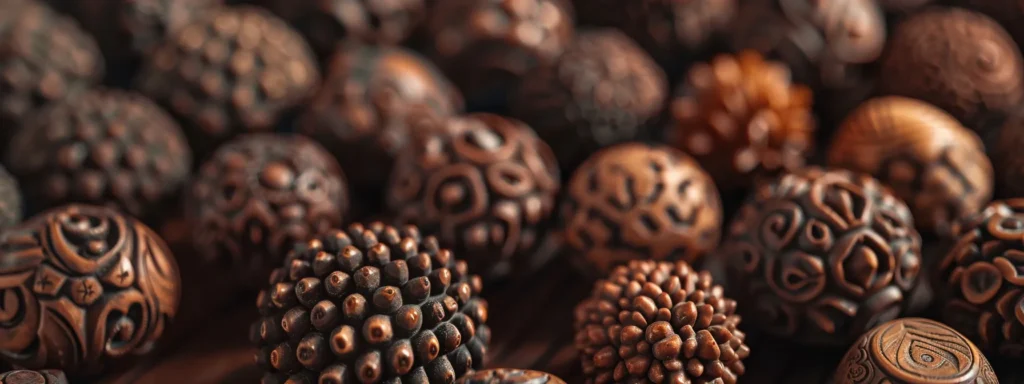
5,89 -> 192,220
387,114 -> 560,279
252,223 -> 489,383
0,370 -> 67,384
186,134 -> 349,287
669,51 -> 814,191
561,143 -> 721,275
574,260 -> 748,384
721,167 -> 922,346
0,205 -> 181,376
829,96 -> 993,235
0,165 -> 22,228
880,8 -> 1024,129
834,318 -> 998,384
510,29 -> 667,173
456,369 -> 566,383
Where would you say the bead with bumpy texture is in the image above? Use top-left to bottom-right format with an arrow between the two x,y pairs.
387,113 -> 560,279
251,222 -> 489,383
721,167 -> 923,346
574,260 -> 749,384
0,165 -> 22,228
834,318 -> 998,384
829,96 -> 993,236
880,8 -> 1024,129
135,6 -> 320,157
0,205 -> 180,377
561,143 -> 722,275
510,29 -> 667,173
457,369 -> 566,384
5,89 -> 191,219
186,134 -> 348,286
0,370 -> 67,384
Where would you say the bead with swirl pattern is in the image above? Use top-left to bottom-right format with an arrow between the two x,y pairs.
456,368 -> 566,384
0,205 -> 180,377
0,370 -> 67,384
721,167 -> 922,346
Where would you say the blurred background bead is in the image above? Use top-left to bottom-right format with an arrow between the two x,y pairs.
424,0 -> 574,110
0,205 -> 180,377
0,370 -> 68,384
457,369 -> 566,384
880,8 -> 1024,131
0,165 -> 22,229
993,113 -> 1024,198
722,167 -> 922,346
185,134 -> 348,287
833,318 -> 997,384
4,89 -> 191,220
135,6 -> 320,159
954,0 -> 1024,52
617,0 -> 736,70
877,0 -> 932,13
387,113 -> 560,279
297,44 -> 462,200
668,51 -> 814,192
829,96 -> 993,236
560,143 -> 721,275
509,29 -> 667,175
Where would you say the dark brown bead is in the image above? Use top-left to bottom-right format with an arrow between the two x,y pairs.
668,51 -> 815,191
615,0 -> 736,67
423,0 -> 574,108
993,114 -> 1024,198
0,165 -> 22,228
833,318 -> 997,384
0,370 -> 68,384
509,29 -> 667,173
298,44 -> 462,195
253,222 -> 490,383
878,0 -> 932,12
456,368 -> 566,384
5,89 -> 192,219
0,205 -> 180,376
186,134 -> 348,287
561,143 -> 721,275
574,260 -> 748,384
721,167 -> 922,346
135,6 -> 320,157
880,8 -> 1024,130
387,113 -> 560,279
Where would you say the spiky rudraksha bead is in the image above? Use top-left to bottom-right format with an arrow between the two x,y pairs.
5,89 -> 191,219
574,260 -> 749,384
135,6 -> 320,158
456,369 -> 566,384
0,165 -> 22,228
251,222 -> 490,383
0,370 -> 67,384
509,29 -> 667,174
668,51 -> 814,192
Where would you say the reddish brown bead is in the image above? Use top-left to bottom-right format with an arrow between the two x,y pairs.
0,370 -> 67,384
252,223 -> 489,383
0,205 -> 180,377
0,165 -> 22,228
5,89 -> 191,219
721,167 -> 922,346
457,369 -> 566,384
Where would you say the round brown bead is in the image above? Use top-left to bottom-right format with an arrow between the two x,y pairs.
135,6 -> 320,157
574,260 -> 749,384
0,370 -> 67,384
424,0 -> 574,108
456,369 -> 566,384
721,167 -> 922,346
955,1 -> 1024,55
5,89 -> 192,219
828,96 -> 993,235
0,165 -> 22,228
186,134 -> 348,286
252,222 -> 490,383
880,8 -> 1024,129
561,143 -> 722,275
509,29 -> 667,173
617,0 -> 737,67
669,51 -> 815,191
297,44 -> 462,195
387,113 -> 560,279
0,205 -> 180,376
834,318 -> 998,384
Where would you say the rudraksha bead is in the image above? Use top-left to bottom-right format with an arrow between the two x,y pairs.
0,205 -> 181,377
561,143 -> 721,275
457,369 -> 566,384
0,165 -> 22,228
5,89 -> 191,219
668,51 -> 814,191
617,0 -> 737,69
880,8 -> 1024,129
387,113 -> 560,279
828,96 -> 993,235
721,167 -> 923,346
135,6 -> 320,158
251,222 -> 490,383
0,370 -> 68,384
833,318 -> 998,384
574,260 -> 749,384
938,199 -> 1024,358
509,29 -> 667,174
185,134 -> 348,286
297,44 -> 462,196
423,0 -> 574,109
